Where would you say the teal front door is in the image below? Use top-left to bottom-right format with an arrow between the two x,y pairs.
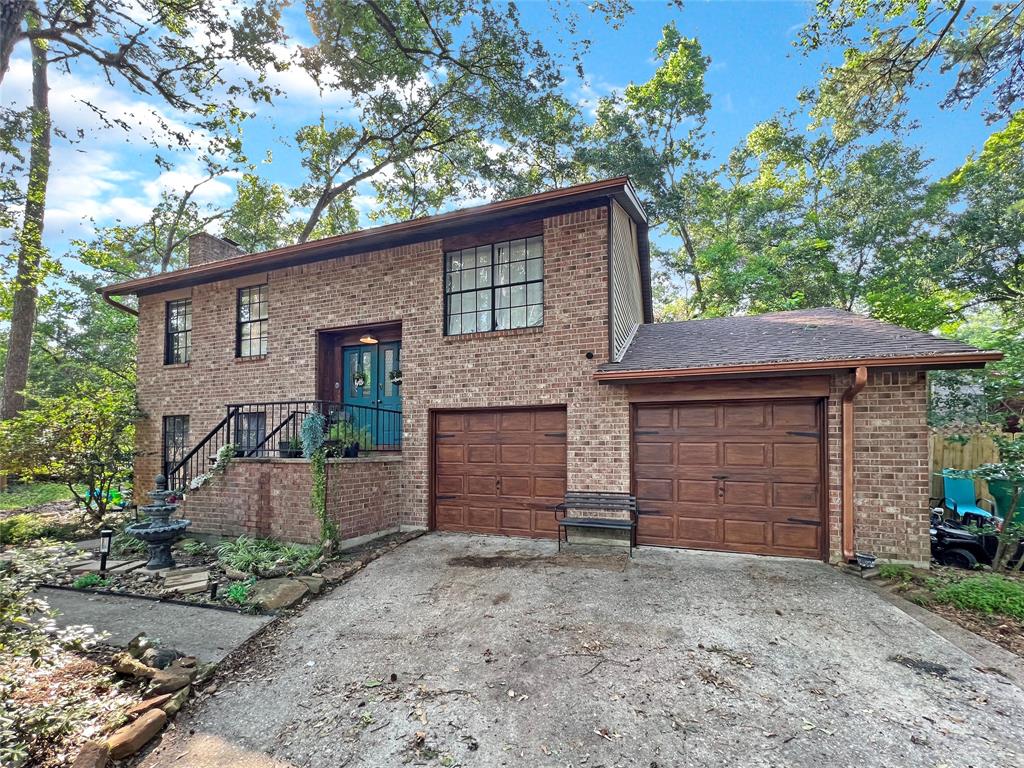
341,342 -> 401,448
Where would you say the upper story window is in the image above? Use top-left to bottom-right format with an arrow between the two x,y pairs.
236,284 -> 268,358
444,235 -> 543,336
164,298 -> 192,364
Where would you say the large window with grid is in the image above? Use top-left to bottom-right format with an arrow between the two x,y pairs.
444,235 -> 543,336
164,299 -> 191,364
162,415 -> 189,476
236,285 -> 268,357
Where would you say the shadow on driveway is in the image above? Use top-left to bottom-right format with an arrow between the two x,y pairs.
138,533 -> 1024,767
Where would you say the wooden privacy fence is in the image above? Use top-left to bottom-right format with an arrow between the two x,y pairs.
929,430 -> 1002,501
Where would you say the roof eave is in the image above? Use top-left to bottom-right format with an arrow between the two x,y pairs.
100,177 -> 644,298
593,351 -> 1004,383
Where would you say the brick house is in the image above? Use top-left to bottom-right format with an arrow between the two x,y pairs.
101,177 -> 1000,565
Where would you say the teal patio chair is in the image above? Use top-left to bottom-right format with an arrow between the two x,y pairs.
938,471 -> 996,526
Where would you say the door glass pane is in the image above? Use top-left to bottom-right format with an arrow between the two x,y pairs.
384,348 -> 395,397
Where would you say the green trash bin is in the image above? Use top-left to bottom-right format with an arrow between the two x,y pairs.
988,478 -> 1024,520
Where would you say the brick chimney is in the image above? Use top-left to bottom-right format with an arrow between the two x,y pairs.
188,232 -> 244,267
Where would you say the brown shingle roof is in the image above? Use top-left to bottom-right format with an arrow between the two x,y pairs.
596,308 -> 1000,379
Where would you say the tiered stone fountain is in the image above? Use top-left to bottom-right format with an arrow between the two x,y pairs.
126,474 -> 192,570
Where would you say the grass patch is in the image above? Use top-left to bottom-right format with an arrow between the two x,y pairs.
71,573 -> 110,589
878,563 -> 914,582
0,513 -> 83,545
216,535 -> 321,576
932,575 -> 1024,620
0,482 -> 78,512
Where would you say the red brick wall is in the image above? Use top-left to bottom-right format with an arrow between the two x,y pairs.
134,205 -> 631,532
180,456 -> 401,544
827,369 -> 931,566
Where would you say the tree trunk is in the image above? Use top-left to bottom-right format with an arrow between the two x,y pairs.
0,0 -> 30,85
2,20 -> 50,420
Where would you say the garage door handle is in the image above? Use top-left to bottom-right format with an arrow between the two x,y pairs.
787,517 -> 821,526
786,431 -> 819,437
436,495 -> 457,500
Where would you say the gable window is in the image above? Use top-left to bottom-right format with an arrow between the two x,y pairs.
164,299 -> 191,364
444,235 -> 543,336
162,415 -> 189,476
236,284 -> 268,357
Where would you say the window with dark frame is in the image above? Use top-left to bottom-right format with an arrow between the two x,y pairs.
162,415 -> 189,476
236,284 -> 268,357
164,298 -> 192,364
444,235 -> 543,336
233,411 -> 266,455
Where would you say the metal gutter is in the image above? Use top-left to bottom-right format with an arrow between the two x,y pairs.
102,292 -> 139,317
841,366 -> 868,563
593,351 -> 1004,382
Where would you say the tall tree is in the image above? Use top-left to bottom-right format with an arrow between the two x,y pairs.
288,0 -> 628,242
0,0 -> 282,419
800,1 -> 1024,138
580,23 -> 712,310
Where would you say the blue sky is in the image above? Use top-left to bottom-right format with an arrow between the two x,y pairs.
0,1 -> 1001,259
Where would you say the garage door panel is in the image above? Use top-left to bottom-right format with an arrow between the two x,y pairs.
773,443 -> 818,467
773,402 -> 819,428
635,399 -> 824,558
677,516 -> 720,543
534,475 -> 566,499
637,477 -> 673,501
636,442 -> 674,465
466,507 -> 497,529
467,412 -> 498,431
678,479 -> 716,503
724,403 -> 767,428
434,407 -> 566,539
436,444 -> 465,463
724,443 -> 767,467
500,444 -> 532,464
534,444 -> 566,465
466,444 -> 496,463
772,522 -> 819,550
723,480 -> 768,506
636,407 -> 673,428
676,405 -> 717,427
677,442 -> 718,465
724,519 -> 769,546
773,482 -> 819,508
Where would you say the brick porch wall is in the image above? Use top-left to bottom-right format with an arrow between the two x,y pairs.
827,368 -> 931,566
180,456 -> 402,544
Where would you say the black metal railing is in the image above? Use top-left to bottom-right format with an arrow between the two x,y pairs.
166,400 -> 402,492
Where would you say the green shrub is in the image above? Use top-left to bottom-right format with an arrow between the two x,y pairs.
224,579 -> 254,605
111,530 -> 146,558
178,538 -> 209,556
216,536 -> 321,576
72,573 -> 109,589
878,563 -> 914,582
933,575 -> 1024,620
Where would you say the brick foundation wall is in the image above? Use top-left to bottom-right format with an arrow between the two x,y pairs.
135,204 -> 632,529
180,456 -> 402,544
827,369 -> 931,566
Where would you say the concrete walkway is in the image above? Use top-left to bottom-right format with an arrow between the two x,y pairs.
138,534 -> 1024,768
40,587 -> 272,664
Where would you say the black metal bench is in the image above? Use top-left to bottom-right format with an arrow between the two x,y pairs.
554,491 -> 639,556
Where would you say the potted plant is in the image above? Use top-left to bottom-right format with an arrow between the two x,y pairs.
352,367 -> 368,388
278,435 -> 302,459
389,369 -> 403,387
327,421 -> 374,458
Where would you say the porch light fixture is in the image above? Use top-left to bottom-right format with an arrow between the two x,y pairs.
359,333 -> 378,344
98,528 -> 114,574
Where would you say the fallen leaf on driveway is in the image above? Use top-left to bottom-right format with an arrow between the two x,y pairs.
363,679 -> 383,688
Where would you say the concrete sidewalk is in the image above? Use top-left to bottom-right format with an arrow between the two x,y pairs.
39,587 -> 272,664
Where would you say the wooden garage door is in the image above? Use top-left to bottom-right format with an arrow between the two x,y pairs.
433,407 -> 567,538
633,399 -> 825,558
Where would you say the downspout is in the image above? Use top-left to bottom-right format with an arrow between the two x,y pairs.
101,291 -> 139,317
841,366 -> 868,562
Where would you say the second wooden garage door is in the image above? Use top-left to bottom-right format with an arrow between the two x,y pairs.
433,407 -> 566,538
633,399 -> 825,558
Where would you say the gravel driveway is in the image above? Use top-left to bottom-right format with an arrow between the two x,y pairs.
139,533 -> 1024,768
